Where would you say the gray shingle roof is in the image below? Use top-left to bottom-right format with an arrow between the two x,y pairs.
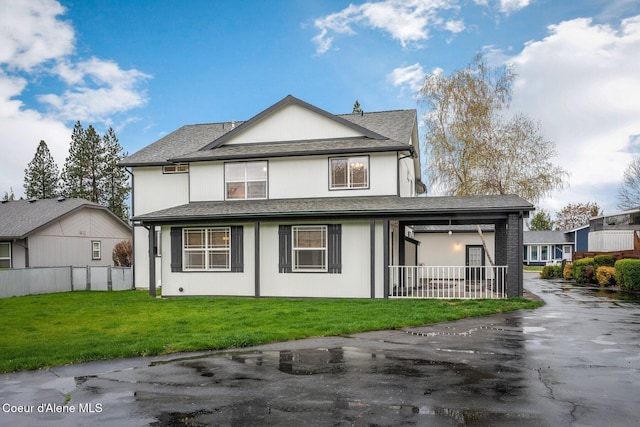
119,123 -> 239,166
170,137 -> 411,162
119,95 -> 417,166
523,231 -> 573,245
0,198 -> 127,239
134,194 -> 533,223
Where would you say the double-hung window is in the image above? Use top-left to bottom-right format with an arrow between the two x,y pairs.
329,156 -> 369,189
183,227 -> 231,271
92,241 -> 101,260
225,161 -> 268,200
292,225 -> 327,272
0,242 -> 11,268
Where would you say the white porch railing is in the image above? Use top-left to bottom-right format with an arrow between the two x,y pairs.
389,265 -> 507,299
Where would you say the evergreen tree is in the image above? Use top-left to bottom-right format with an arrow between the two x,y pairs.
101,128 -> 130,221
352,100 -> 363,114
60,122 -> 130,220
528,210 -> 553,231
2,188 -> 15,201
24,140 -> 60,199
61,121 -> 92,200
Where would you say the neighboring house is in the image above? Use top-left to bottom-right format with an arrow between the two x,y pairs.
0,198 -> 131,269
523,231 -> 574,265
120,95 -> 532,298
588,208 -> 640,252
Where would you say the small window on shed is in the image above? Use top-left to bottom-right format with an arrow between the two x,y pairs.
92,241 -> 101,260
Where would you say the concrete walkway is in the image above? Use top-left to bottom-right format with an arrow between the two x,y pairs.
1,272 -> 639,426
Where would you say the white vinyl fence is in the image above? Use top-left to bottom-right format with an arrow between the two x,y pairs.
0,266 -> 133,298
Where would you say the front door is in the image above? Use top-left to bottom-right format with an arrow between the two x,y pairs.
466,245 -> 485,281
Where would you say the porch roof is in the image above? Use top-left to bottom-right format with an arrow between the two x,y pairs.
134,194 -> 533,224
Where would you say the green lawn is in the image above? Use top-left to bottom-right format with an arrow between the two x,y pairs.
0,291 -> 542,373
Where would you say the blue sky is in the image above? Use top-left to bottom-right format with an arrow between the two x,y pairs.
1,0 -> 639,217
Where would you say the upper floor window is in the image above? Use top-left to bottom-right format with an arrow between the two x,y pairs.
225,161 -> 268,200
163,163 -> 189,174
329,156 -> 369,190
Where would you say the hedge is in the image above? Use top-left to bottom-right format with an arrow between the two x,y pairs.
540,265 -> 563,279
614,259 -> 640,291
563,262 -> 573,279
573,258 -> 596,284
595,266 -> 616,287
594,255 -> 616,269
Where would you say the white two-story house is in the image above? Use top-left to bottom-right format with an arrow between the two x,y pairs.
120,95 -> 532,299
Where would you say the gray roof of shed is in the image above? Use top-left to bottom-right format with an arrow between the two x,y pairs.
119,96 -> 417,166
134,194 -> 533,223
523,231 -> 573,245
0,198 -> 129,240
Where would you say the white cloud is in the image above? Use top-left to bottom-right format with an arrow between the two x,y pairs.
387,63 -> 427,93
0,0 -> 150,197
0,0 -> 74,70
312,0 -> 460,54
508,15 -> 640,213
445,19 -> 466,33
499,0 -> 531,14
40,58 -> 151,123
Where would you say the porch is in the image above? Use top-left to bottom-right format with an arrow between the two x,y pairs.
389,265 -> 507,299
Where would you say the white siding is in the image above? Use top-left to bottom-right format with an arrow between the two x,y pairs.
188,153 -> 399,202
588,230 -> 634,251
132,166 -> 189,288
415,232 -> 495,267
160,223 -> 255,296
132,167 -> 189,215
398,155 -> 416,197
223,104 -> 363,144
259,221 -> 372,298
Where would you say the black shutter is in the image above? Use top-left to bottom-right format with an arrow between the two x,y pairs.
278,225 -> 292,273
328,224 -> 342,274
230,226 -> 244,272
170,227 -> 182,272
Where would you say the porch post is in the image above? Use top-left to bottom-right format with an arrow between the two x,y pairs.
506,212 -> 524,297
383,219 -> 389,299
255,221 -> 260,297
370,219 -> 375,299
148,225 -> 156,298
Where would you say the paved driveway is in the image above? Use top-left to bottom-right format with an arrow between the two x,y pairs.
1,273 -> 639,426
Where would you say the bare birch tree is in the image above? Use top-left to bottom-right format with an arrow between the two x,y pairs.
419,54 -> 568,204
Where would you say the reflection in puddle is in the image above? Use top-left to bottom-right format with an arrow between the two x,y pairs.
522,326 -> 546,334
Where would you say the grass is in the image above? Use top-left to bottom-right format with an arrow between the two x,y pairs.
0,291 -> 542,373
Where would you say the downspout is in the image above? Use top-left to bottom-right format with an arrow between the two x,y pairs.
142,223 -> 156,298
397,149 -> 416,196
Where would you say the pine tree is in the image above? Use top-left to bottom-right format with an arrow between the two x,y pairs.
61,122 -> 105,203
24,140 -> 60,199
352,100 -> 363,114
101,128 -> 130,221
61,122 -> 92,200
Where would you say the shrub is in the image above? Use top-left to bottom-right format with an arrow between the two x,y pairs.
540,265 -> 563,279
595,266 -> 616,287
112,240 -> 133,267
614,259 -> 640,291
563,262 -> 573,279
574,258 -> 596,284
594,255 -> 616,269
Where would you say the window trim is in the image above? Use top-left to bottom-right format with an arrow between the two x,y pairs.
0,242 -> 11,268
91,241 -> 101,260
292,225 -> 328,272
182,227 -> 231,271
224,161 -> 268,200
328,155 -> 370,190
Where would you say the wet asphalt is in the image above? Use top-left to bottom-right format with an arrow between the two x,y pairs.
1,272 -> 639,426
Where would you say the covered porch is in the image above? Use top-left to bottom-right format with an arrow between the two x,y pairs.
384,202 -> 528,299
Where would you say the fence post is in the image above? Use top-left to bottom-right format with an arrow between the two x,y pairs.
70,266 -> 74,291
107,265 -> 113,291
86,266 -> 91,291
